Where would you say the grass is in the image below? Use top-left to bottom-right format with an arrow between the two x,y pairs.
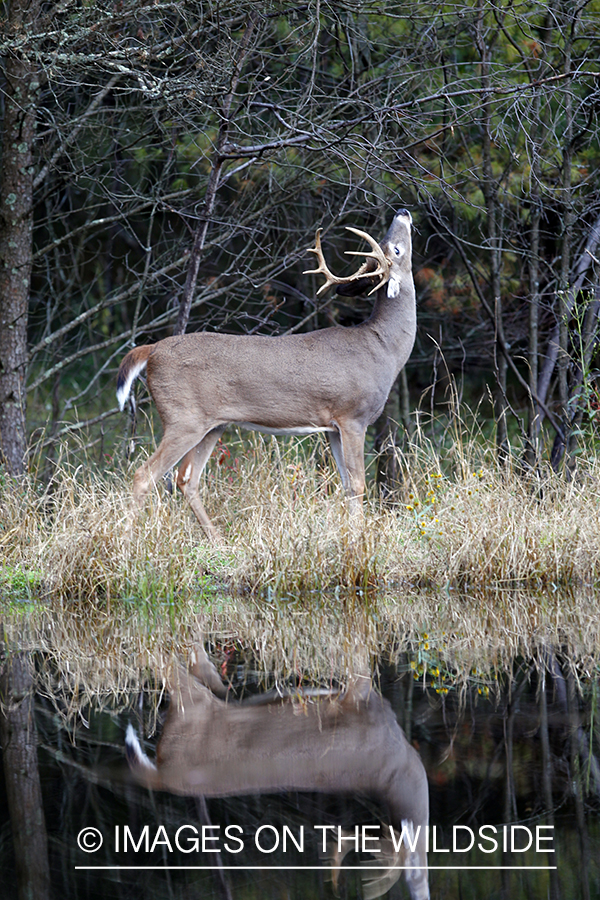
5,426 -> 600,602
2,415 -> 600,702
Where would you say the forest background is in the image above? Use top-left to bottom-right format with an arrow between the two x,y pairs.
2,8 -> 600,900
1,0 -> 600,490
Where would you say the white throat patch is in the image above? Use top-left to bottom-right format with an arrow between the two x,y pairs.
387,274 -> 401,298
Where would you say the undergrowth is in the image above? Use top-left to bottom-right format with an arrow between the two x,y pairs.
2,413 -> 600,700
2,419 -> 600,600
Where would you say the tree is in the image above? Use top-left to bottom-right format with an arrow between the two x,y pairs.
2,0 -> 600,480
0,645 -> 51,900
0,0 -> 40,474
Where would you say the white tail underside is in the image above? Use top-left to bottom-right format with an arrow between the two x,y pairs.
117,359 -> 148,410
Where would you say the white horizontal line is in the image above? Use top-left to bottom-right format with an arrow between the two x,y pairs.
75,865 -> 558,871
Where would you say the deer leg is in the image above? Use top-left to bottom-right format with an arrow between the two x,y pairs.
129,430 -> 207,524
329,423 -> 367,516
189,643 -> 228,698
176,426 -> 226,544
327,431 -> 351,493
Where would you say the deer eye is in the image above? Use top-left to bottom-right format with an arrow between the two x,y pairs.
394,246 -> 401,255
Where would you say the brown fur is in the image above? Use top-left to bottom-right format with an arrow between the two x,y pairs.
116,345 -> 153,401
126,646 -> 429,899
117,212 -> 416,542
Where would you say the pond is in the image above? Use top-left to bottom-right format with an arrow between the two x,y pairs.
1,590 -> 599,899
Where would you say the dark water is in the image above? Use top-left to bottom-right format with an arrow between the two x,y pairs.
1,647 -> 599,899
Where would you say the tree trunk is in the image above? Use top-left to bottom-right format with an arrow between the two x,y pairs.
525,79 -> 543,466
555,7 -> 576,465
374,402 -> 401,500
476,2 -> 508,461
0,0 -> 40,474
0,647 -> 51,900
538,660 -> 561,900
536,214 -> 600,418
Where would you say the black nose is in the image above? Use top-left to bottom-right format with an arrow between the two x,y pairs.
396,208 -> 410,218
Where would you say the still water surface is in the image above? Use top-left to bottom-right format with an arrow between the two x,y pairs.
1,635 -> 598,900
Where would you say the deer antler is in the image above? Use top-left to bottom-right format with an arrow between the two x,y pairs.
117,210 -> 415,546
304,227 -> 391,296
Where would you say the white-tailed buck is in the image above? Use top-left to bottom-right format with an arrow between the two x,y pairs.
117,210 -> 416,541
126,645 -> 429,900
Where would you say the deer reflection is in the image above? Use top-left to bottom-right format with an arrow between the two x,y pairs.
126,646 -> 429,900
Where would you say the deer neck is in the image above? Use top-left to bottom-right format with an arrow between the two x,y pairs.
365,267 -> 416,368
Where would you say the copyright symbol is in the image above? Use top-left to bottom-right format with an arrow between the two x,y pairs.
77,827 -> 103,853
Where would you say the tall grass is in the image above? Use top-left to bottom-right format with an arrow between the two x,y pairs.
3,417 -> 600,598
2,413 -> 600,702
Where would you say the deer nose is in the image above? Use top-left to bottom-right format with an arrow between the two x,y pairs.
396,208 -> 411,219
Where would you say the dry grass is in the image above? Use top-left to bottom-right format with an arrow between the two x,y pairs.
3,424 -> 600,598
4,579 -> 599,720
226,426 -> 600,595
2,423 -> 600,703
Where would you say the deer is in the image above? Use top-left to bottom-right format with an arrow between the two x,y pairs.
116,209 -> 416,542
125,644 -> 430,900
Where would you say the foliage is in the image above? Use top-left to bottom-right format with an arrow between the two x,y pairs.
0,1 -> 599,468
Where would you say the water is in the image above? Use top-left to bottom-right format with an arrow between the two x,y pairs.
1,637 -> 598,899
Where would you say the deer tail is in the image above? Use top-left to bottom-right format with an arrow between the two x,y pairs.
116,345 -> 153,411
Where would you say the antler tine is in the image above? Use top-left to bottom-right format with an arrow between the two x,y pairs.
304,226 -> 390,296
303,229 -> 337,296
344,226 -> 391,295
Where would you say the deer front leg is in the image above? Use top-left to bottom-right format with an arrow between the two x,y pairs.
328,422 -> 367,517
176,426 -> 226,544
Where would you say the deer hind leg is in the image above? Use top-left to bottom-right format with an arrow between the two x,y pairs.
129,430 -> 207,526
189,642 -> 228,698
328,423 -> 367,517
176,426 -> 226,544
